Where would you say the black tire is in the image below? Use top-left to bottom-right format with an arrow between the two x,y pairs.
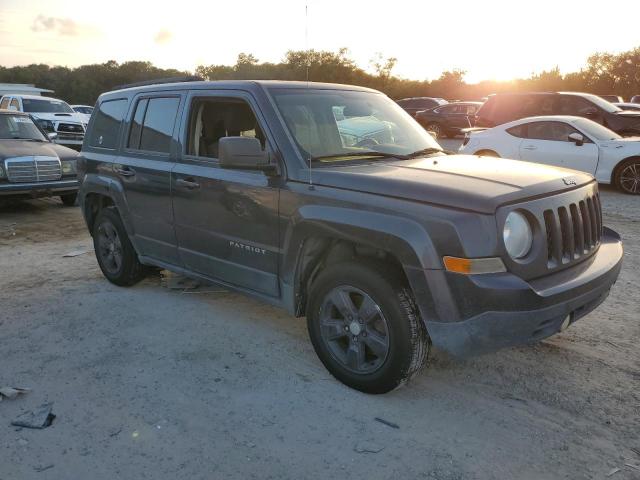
425,123 -> 442,139
60,193 -> 77,206
307,261 -> 429,394
92,207 -> 146,286
614,157 -> 640,194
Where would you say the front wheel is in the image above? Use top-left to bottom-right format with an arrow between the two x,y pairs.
307,262 -> 429,394
614,158 -> 640,194
92,207 -> 146,286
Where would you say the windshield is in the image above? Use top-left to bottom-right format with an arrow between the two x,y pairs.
22,98 -> 74,114
270,89 -> 442,163
578,93 -> 622,113
0,114 -> 47,141
574,118 -> 621,141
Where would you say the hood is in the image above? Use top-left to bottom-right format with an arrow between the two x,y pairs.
310,154 -> 594,214
29,112 -> 85,125
0,140 -> 79,161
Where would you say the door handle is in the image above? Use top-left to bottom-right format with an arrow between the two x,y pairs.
522,145 -> 537,150
115,166 -> 136,177
176,178 -> 200,190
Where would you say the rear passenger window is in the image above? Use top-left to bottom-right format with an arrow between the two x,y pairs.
89,99 -> 128,149
128,96 -> 180,154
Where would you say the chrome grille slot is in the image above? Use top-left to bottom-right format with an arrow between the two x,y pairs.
544,193 -> 602,269
5,156 -> 62,183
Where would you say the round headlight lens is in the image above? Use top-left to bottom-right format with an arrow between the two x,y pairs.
503,211 -> 533,259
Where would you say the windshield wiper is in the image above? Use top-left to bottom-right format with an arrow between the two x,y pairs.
397,147 -> 444,159
309,151 -> 394,162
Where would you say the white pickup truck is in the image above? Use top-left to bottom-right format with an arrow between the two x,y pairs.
0,94 -> 86,150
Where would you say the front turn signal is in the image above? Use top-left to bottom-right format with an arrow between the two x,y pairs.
443,256 -> 506,275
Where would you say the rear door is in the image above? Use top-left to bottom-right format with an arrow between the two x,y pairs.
518,121 -> 599,174
115,93 -> 184,264
171,90 -> 280,296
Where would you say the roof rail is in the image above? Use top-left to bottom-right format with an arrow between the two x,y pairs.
111,76 -> 204,91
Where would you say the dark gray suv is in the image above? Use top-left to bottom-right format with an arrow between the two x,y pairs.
78,80 -> 623,393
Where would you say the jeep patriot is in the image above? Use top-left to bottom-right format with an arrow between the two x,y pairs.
78,80 -> 623,393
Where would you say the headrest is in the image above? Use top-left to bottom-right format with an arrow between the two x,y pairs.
224,104 -> 256,133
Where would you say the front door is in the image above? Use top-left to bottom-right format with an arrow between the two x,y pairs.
171,91 -> 280,297
115,93 -> 184,264
518,121 -> 599,174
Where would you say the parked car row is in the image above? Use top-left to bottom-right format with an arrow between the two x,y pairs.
0,94 -> 87,150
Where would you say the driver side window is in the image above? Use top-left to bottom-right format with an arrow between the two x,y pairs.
526,121 -> 591,143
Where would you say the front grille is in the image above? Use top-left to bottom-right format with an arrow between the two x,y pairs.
543,193 -> 602,268
56,133 -> 84,141
57,123 -> 85,134
5,156 -> 62,183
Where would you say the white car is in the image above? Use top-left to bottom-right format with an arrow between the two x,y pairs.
71,104 -> 94,124
460,115 -> 640,194
0,94 -> 86,150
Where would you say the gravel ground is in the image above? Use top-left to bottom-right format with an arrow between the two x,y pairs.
0,183 -> 638,479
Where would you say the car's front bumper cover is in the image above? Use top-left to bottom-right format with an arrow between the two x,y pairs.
0,179 -> 79,197
421,227 -> 623,357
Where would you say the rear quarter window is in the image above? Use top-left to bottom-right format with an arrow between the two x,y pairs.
89,99 -> 128,149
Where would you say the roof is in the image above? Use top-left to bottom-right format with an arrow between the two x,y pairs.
0,108 -> 28,115
0,83 -> 53,95
7,94 -> 69,102
105,80 -> 380,97
499,115 -> 590,128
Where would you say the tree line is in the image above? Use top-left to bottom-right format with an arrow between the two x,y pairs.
1,46 -> 639,106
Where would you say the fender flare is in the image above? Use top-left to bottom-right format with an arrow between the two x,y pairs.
280,205 -> 442,323
79,173 -> 139,250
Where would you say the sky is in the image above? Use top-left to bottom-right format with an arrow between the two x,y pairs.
1,0 -> 639,83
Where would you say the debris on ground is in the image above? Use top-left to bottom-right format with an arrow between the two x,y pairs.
62,248 -> 92,257
606,467 -> 620,477
374,417 -> 400,429
354,442 -> 385,454
0,386 -> 30,401
11,403 -> 55,429
0,223 -> 17,238
33,464 -> 54,472
160,270 -> 202,290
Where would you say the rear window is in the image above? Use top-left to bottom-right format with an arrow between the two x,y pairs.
89,99 -> 128,149
127,96 -> 180,154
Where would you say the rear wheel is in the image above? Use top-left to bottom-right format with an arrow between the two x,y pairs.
614,158 -> 640,194
425,123 -> 442,139
307,261 -> 429,394
474,149 -> 499,157
60,193 -> 77,206
92,207 -> 146,286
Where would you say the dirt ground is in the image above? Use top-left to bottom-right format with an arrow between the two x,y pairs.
0,185 -> 638,480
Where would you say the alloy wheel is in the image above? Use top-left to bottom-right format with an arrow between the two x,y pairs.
619,162 -> 640,194
318,286 -> 390,374
97,220 -> 123,274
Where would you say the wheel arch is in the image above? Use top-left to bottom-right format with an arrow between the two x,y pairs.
281,207 -> 440,326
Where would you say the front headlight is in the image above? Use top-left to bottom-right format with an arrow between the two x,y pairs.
61,159 -> 77,174
37,119 -> 55,132
503,211 -> 533,259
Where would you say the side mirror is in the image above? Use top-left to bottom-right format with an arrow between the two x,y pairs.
218,137 -> 275,173
47,132 -> 58,141
568,132 -> 584,146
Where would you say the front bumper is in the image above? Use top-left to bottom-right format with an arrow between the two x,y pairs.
421,227 -> 623,356
0,179 -> 79,197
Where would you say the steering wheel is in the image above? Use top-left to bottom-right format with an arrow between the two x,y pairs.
354,137 -> 379,148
